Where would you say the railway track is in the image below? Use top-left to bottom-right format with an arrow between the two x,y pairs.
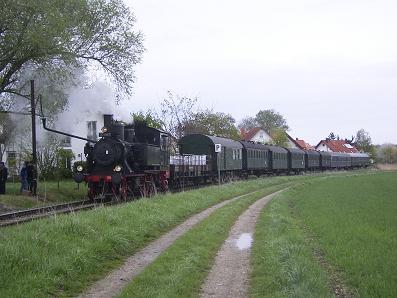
0,184 -> 204,228
0,200 -> 100,227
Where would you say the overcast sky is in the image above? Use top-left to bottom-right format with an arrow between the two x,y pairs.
119,0 -> 397,145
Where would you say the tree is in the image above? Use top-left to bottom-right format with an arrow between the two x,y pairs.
355,129 -> 372,152
160,91 -> 198,140
255,109 -> 289,132
269,128 -> 289,147
131,110 -> 163,129
237,116 -> 258,131
328,132 -> 336,140
183,109 -> 240,140
0,0 -> 144,104
380,145 -> 397,164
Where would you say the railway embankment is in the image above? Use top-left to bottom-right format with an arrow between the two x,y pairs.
0,175 -> 303,297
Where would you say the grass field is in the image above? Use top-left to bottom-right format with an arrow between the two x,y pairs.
0,180 -> 87,210
0,176 -> 300,297
251,172 -> 397,298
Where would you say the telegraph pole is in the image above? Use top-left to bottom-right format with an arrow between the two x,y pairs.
30,80 -> 37,164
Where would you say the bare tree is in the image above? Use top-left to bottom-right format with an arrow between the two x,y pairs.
160,91 -> 198,139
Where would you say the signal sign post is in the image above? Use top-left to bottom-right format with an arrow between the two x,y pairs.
215,144 -> 221,185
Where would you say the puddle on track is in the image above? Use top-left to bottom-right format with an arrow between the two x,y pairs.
236,233 -> 253,250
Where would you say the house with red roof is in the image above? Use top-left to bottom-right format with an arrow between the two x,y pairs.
315,139 -> 359,153
240,127 -> 273,144
286,133 -> 315,150
241,128 -> 306,149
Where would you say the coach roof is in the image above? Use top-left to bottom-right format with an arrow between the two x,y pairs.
239,141 -> 270,150
179,134 -> 243,149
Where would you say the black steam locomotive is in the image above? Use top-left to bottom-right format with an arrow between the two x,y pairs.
79,115 -> 170,199
42,114 -> 370,200
43,114 -> 170,199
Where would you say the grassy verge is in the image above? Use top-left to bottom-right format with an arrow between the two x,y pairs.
0,176 -> 304,297
118,184 -> 287,298
251,171 -> 397,298
0,180 -> 87,210
250,188 -> 332,298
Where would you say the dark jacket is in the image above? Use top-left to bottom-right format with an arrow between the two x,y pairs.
20,166 -> 28,179
0,166 -> 8,182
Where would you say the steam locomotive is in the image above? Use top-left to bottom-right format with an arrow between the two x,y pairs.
43,114 -> 370,200
73,115 -> 170,199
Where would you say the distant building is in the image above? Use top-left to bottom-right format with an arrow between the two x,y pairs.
315,139 -> 359,153
286,134 -> 315,150
240,127 -> 273,144
59,117 -> 103,161
241,128 -> 305,148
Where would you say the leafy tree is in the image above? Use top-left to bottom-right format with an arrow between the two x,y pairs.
237,116 -> 258,131
183,109 -> 240,140
269,128 -> 289,147
255,109 -> 289,132
56,148 -> 74,179
131,110 -> 163,129
0,0 -> 144,104
354,128 -> 376,159
355,129 -> 372,152
379,145 -> 397,164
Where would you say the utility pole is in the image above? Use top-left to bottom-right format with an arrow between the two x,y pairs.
30,80 -> 37,164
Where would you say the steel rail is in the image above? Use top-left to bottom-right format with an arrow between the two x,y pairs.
0,200 -> 97,227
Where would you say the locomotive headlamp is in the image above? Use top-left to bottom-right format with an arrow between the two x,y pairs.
77,165 -> 84,172
101,127 -> 108,133
114,165 -> 122,172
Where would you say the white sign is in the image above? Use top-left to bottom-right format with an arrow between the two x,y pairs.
215,144 -> 222,153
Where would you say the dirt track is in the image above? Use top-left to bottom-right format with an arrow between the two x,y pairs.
79,191 -> 260,298
200,190 -> 283,298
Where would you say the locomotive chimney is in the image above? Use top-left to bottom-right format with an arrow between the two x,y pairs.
104,114 -> 113,128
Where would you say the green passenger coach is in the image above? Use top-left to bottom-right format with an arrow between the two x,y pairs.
178,134 -> 243,172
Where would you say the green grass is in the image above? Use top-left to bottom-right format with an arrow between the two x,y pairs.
0,176 -> 302,298
0,180 -> 87,209
290,172 -> 397,298
251,171 -> 397,298
250,187 -> 332,298
118,184 -> 288,298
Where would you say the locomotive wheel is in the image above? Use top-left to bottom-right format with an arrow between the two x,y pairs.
145,181 -> 157,197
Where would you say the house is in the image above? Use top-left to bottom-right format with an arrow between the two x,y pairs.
286,134 -> 315,150
0,114 -> 103,176
315,139 -> 359,153
240,127 -> 273,144
58,116 -> 103,161
241,127 -> 303,148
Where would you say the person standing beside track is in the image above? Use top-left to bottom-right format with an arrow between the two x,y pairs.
20,161 -> 28,193
0,161 -> 8,195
